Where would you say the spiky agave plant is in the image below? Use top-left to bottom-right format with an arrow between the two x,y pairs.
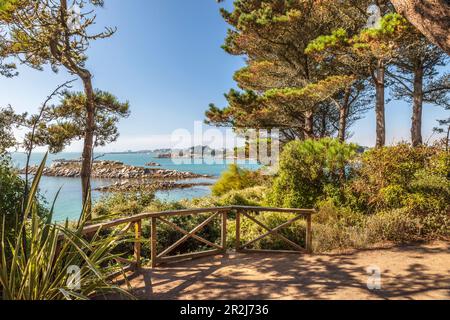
0,154 -> 133,300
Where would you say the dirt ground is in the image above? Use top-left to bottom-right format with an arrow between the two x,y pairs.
115,241 -> 450,300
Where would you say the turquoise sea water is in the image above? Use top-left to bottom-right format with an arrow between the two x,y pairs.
10,152 -> 259,222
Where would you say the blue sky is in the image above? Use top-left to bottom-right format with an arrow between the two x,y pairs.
1,0 -> 448,152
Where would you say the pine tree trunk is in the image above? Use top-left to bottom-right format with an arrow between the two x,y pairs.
411,62 -> 424,147
446,125 -> 450,152
304,111 -> 314,139
338,108 -> 347,142
80,72 -> 95,218
52,0 -> 96,220
375,61 -> 386,148
338,88 -> 351,142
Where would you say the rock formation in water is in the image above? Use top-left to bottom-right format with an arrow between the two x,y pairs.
94,180 -> 212,193
21,160 -> 210,180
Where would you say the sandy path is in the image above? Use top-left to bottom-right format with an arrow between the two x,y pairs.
116,241 -> 450,300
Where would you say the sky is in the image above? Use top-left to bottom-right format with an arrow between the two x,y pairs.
1,0 -> 448,152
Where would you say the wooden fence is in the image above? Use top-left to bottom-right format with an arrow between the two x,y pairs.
82,206 -> 315,269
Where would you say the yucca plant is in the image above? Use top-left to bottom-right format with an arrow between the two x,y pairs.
0,154 -> 133,300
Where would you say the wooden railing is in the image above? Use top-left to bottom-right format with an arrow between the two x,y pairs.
82,206 -> 315,269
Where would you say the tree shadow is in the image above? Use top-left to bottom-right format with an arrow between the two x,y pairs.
111,242 -> 450,300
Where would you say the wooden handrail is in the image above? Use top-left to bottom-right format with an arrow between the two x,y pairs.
83,206 -> 315,235
82,207 -> 231,234
232,206 -> 316,214
80,205 -> 316,269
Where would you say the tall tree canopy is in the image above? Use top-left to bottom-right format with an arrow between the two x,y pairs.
4,0 -> 116,211
307,11 -> 411,147
389,32 -> 449,146
32,90 -> 130,154
207,0 -> 374,143
0,106 -> 24,156
0,0 -> 18,77
211,1 -> 448,148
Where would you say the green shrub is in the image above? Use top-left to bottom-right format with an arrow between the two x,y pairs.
178,186 -> 268,209
227,211 -> 307,251
93,144 -> 450,257
364,209 -> 423,243
133,213 -> 221,260
212,164 -> 264,196
1,155 -> 131,300
93,191 -> 155,219
310,198 -> 449,253
0,157 -> 49,241
315,199 -> 365,227
351,144 -> 449,213
268,138 -> 358,208
218,186 -> 267,207
0,159 -> 24,225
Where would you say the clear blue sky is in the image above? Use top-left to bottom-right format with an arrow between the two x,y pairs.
1,0 -> 448,152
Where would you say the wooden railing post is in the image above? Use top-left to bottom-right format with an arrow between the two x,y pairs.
134,220 -> 142,270
221,210 -> 228,253
306,213 -> 312,253
151,217 -> 157,268
235,211 -> 241,252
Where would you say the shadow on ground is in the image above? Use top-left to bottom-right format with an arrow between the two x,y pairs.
111,241 -> 450,300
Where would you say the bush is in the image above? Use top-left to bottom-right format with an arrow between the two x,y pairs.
143,213 -> 221,257
351,144 -> 450,213
0,157 -> 49,240
268,138 -> 358,208
310,198 -> 449,253
364,209 -> 424,243
227,211 -> 307,251
1,155 -> 131,300
0,159 -> 25,226
212,164 -> 265,196
93,143 -> 450,256
217,186 -> 267,207
93,191 -> 155,219
315,199 -> 364,227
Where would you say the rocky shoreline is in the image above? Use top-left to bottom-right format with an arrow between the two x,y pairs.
94,180 -> 213,193
21,160 -> 211,180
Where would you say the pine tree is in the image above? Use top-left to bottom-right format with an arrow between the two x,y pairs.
307,12 -> 410,147
5,0 -> 116,213
31,90 -> 130,154
390,35 -> 449,147
208,0 -> 372,142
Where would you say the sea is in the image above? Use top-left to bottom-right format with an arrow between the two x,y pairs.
10,152 -> 260,222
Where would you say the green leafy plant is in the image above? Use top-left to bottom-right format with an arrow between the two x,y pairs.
212,164 -> 264,196
93,191 -> 155,219
0,154 -> 133,300
268,138 -> 358,208
351,144 -> 450,212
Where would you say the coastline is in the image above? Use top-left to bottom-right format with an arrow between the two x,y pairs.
11,152 -> 261,222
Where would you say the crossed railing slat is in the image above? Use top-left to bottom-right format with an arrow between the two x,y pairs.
157,212 -> 222,259
81,206 -> 315,269
240,212 -> 305,252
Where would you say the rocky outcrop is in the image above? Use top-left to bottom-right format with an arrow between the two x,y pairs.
94,180 -> 213,193
145,162 -> 161,167
21,160 -> 210,180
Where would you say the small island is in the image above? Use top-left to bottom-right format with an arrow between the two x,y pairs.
21,160 -> 214,192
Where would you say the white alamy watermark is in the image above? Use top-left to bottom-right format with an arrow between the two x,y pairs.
366,265 -> 382,290
169,121 -> 281,173
67,265 -> 81,291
